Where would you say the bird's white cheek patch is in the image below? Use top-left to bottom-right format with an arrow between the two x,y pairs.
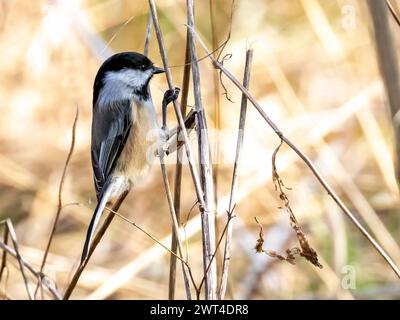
97,69 -> 152,109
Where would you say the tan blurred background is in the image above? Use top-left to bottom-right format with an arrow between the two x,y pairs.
0,0 -> 400,299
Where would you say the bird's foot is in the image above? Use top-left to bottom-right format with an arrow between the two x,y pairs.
161,87 -> 180,152
163,87 -> 181,106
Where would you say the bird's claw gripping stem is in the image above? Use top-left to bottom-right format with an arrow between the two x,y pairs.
162,87 -> 180,132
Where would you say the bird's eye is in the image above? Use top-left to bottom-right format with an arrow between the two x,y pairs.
139,65 -> 146,71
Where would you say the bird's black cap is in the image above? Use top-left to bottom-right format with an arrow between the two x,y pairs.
98,52 -> 153,74
93,52 -> 162,105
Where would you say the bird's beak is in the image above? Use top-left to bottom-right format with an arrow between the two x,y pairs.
152,66 -> 165,74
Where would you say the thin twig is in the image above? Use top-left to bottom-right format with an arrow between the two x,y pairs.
35,108 -> 78,298
198,206 -> 235,295
169,40 -> 233,69
107,208 -> 189,268
186,0 -> 218,300
144,11 -> 152,56
215,0 -> 235,103
85,207 -> 203,300
1,219 -> 32,299
100,15 -> 135,57
169,30 -> 191,300
0,223 -> 9,284
159,152 -> 197,299
386,0 -> 400,27
219,48 -> 253,299
0,241 -> 61,300
189,26 -> 400,279
63,191 -> 129,299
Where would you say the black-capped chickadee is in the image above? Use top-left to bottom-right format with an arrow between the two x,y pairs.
81,52 -> 179,263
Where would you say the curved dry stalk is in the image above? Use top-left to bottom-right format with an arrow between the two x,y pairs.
189,26 -> 400,279
1,219 -> 32,299
36,107 -> 78,298
271,140 -> 322,268
0,241 -> 61,300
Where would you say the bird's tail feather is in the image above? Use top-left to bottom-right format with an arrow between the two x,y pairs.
80,186 -> 113,264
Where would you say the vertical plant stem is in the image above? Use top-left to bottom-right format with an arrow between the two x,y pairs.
219,49 -> 253,300
186,0 -> 217,300
5,219 -> 32,299
209,2 -> 222,284
368,0 -> 400,183
169,33 -> 191,300
63,191 -> 129,299
0,223 -> 9,284
159,153 -> 192,299
210,0 -> 220,206
148,0 -> 205,207
148,0 -> 208,299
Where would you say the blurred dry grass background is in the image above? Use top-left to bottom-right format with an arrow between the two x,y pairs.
1,0 -> 400,299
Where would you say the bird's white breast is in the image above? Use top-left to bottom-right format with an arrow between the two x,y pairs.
115,98 -> 160,185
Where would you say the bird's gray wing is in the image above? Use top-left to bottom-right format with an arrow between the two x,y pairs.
91,99 -> 132,199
